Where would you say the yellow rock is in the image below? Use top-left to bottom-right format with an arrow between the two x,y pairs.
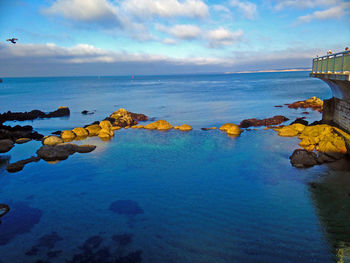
72,127 -> 89,137
61,130 -> 76,140
144,120 -> 172,130
125,126 -> 130,129
98,129 -> 114,138
225,125 -> 241,136
15,138 -> 31,144
219,123 -> 237,132
86,124 -> 101,136
131,125 -> 144,129
42,136 -> 64,146
301,144 -> 315,152
99,120 -> 112,130
290,123 -> 305,133
277,126 -> 299,137
111,126 -> 121,131
175,124 -> 193,131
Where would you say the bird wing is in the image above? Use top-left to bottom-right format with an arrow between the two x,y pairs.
6,39 -> 10,41
13,38 -> 18,40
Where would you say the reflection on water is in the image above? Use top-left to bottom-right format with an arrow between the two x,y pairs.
309,171 -> 350,263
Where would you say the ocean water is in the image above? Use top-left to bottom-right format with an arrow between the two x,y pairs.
0,72 -> 349,263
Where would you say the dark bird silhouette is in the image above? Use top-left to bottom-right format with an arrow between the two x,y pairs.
6,38 -> 18,44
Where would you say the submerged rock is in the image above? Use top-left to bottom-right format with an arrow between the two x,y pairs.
289,149 -> 318,168
15,138 -> 31,144
0,139 -> 14,153
288,96 -> 323,112
240,115 -> 289,128
6,156 -> 40,173
144,120 -> 173,130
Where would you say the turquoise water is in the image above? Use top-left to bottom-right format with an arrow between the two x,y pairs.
0,72 -> 349,262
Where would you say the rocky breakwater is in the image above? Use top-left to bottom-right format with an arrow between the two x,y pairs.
275,124 -> 349,168
239,116 -> 289,128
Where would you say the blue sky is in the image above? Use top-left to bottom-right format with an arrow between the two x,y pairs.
0,0 -> 349,76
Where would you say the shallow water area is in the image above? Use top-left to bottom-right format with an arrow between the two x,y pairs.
0,72 -> 349,263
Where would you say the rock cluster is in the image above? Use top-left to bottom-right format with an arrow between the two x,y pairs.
288,96 -> 323,112
240,115 -> 289,128
219,123 -> 241,136
37,143 -> 96,161
0,107 -> 70,123
289,149 -> 344,168
144,120 -> 173,130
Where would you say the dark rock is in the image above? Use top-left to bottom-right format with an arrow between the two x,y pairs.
201,127 -> 217,131
324,151 -> 344,160
37,232 -> 63,249
288,97 -> 323,112
15,138 -> 31,144
274,105 -> 283,108
51,131 -> 61,135
0,202 -> 42,245
0,124 -> 43,141
240,115 -> 289,128
25,246 -> 39,256
309,120 -> 324,126
0,107 -> 70,123
6,156 -> 40,173
290,117 -> 308,126
115,250 -> 142,263
37,143 -> 96,162
301,111 -> 309,115
109,200 -> 144,218
47,250 -> 62,258
316,152 -> 337,164
0,204 -> 10,222
129,112 -> 148,121
0,139 -> 14,153
75,145 -> 96,153
112,233 -> 133,246
81,110 -> 94,115
289,149 -> 318,168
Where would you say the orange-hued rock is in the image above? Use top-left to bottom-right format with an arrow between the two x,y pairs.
61,130 -> 76,141
42,136 -> 64,146
174,124 -> 192,131
219,123 -> 241,136
86,124 -> 101,136
131,125 -> 144,129
99,120 -> 112,130
110,108 -> 136,127
98,129 -> 114,138
72,127 -> 89,137
288,96 -> 323,112
144,120 -> 173,130
111,126 -> 121,131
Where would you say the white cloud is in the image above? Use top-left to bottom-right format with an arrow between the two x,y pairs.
121,0 -> 209,18
207,27 -> 244,47
163,38 -> 177,45
273,0 -> 339,10
230,0 -> 257,19
297,2 -> 350,23
157,24 -> 202,40
43,0 -> 122,25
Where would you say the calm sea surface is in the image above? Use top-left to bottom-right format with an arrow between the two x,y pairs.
0,72 -> 349,263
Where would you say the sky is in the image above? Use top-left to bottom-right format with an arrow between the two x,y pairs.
0,0 -> 349,77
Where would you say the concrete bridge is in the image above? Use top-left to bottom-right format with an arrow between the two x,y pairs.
310,49 -> 350,133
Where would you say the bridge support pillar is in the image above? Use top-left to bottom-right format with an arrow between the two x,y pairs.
323,97 -> 350,134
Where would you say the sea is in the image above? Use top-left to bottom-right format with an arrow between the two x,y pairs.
0,72 -> 349,263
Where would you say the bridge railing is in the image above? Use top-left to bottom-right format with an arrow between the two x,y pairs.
312,50 -> 350,74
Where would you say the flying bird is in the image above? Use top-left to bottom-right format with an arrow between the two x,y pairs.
6,38 -> 18,44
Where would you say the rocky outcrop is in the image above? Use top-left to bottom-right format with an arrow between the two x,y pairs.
109,108 -> 137,127
288,96 -> 323,112
0,107 -> 70,123
72,127 -> 89,137
6,156 -> 40,173
85,124 -> 101,136
174,124 -> 193,131
129,112 -> 148,121
144,120 -> 173,130
240,115 -> 289,128
0,139 -> 14,153
201,127 -> 217,131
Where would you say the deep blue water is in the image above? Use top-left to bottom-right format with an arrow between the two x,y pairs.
0,72 -> 349,263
